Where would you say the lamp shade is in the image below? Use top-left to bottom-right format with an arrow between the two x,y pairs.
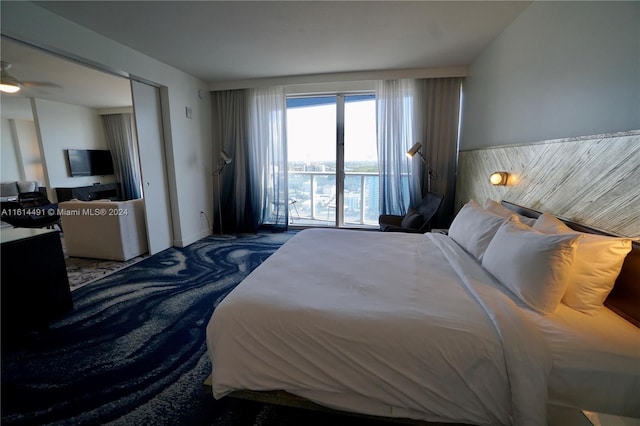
220,151 -> 232,164
406,142 -> 422,158
489,171 -> 509,186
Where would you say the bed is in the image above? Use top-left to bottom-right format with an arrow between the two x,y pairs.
205,200 -> 640,426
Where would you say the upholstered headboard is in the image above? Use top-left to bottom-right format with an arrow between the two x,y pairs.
502,201 -> 640,328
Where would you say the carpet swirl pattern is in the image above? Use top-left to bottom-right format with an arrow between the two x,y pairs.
2,233 -> 297,425
2,231 -> 407,426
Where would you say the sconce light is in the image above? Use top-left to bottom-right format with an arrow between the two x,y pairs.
489,171 -> 509,186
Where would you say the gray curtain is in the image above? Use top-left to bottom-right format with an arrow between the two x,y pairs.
211,87 -> 288,233
211,89 -> 254,233
101,113 -> 142,200
417,77 -> 464,228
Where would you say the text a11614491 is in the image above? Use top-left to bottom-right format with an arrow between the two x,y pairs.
1,207 -> 129,217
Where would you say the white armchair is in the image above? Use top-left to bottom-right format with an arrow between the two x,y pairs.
59,199 -> 148,261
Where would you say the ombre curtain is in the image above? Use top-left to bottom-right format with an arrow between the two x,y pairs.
375,77 -> 463,226
417,77 -> 463,228
247,86 -> 288,230
101,113 -> 142,200
211,89 -> 253,233
211,86 -> 287,233
376,79 -> 422,215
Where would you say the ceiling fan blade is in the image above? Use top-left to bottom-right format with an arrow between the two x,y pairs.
21,81 -> 63,89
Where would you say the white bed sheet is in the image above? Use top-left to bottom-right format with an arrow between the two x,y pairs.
206,229 -> 552,425
523,303 -> 640,418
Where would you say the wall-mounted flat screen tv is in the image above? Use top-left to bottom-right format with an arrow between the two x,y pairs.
66,149 -> 115,177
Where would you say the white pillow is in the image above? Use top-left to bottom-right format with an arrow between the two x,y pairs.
449,200 -> 511,261
17,180 -> 37,193
533,213 -> 632,314
483,198 -> 536,227
482,220 -> 580,315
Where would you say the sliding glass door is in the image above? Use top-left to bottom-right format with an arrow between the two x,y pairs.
286,94 -> 378,227
343,94 -> 377,226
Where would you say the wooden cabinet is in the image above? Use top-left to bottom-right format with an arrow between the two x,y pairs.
56,182 -> 121,202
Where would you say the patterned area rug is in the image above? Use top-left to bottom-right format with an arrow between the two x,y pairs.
60,236 -> 146,290
64,255 -> 146,290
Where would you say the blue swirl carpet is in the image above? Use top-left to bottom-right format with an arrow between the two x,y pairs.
1,231 -> 402,426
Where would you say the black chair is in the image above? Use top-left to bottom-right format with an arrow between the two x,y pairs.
379,192 -> 443,233
1,192 -> 62,230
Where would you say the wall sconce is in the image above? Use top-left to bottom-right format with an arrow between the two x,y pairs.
489,171 -> 509,186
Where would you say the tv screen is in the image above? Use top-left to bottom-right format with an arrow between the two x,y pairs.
66,149 -> 115,177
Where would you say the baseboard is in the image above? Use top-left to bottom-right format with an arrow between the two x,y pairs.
173,228 -> 211,248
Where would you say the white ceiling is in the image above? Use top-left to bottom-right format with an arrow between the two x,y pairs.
1,1 -> 530,119
1,37 -> 132,119
34,1 -> 530,83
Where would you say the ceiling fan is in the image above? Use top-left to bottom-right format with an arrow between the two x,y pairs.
1,61 -> 62,94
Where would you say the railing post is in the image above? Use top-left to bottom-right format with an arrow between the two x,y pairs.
310,174 -> 315,220
360,174 -> 365,225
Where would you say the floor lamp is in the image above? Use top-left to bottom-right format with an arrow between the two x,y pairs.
407,142 -> 435,193
215,150 -> 232,235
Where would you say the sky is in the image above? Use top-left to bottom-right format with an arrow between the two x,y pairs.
286,98 -> 377,163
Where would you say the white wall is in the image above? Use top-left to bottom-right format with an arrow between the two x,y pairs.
1,118 -> 21,182
1,1 -> 213,247
32,98 -> 114,195
461,1 -> 640,149
1,117 -> 44,185
14,118 -> 44,184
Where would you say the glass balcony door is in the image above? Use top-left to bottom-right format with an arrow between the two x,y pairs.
286,94 -> 378,227
343,94 -> 378,226
287,96 -> 337,225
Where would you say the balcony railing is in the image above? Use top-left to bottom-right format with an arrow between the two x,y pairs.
287,171 -> 380,227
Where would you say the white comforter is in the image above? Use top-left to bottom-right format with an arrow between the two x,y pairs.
206,229 -> 552,425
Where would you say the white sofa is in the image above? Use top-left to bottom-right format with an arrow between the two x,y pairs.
1,180 -> 42,201
59,199 -> 148,261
